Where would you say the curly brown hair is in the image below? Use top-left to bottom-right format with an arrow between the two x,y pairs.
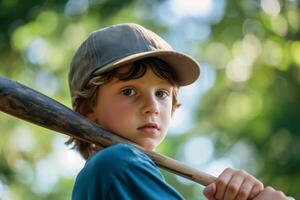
66,57 -> 181,160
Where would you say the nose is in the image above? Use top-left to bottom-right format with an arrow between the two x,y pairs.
141,94 -> 160,116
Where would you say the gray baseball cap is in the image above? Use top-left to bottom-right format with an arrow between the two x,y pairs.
69,23 -> 201,105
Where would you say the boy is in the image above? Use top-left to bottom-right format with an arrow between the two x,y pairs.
66,23 -> 293,200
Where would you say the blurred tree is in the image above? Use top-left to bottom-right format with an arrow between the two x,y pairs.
196,0 -> 300,199
1,0 -> 299,199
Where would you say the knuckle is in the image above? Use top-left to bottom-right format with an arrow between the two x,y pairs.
216,178 -> 227,188
279,191 -> 285,197
238,189 -> 248,198
252,180 -> 264,190
278,191 -> 285,197
256,182 -> 264,190
228,183 -> 239,193
224,167 -> 234,173
237,169 -> 248,177
265,186 -> 274,191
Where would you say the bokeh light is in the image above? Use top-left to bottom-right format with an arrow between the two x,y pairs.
261,39 -> 283,67
65,0 -> 89,17
26,37 -> 49,65
9,125 -> 36,153
261,0 -> 281,17
183,137 -> 214,166
270,15 -> 289,36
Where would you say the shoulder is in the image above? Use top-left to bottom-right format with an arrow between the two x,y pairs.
72,144 -> 184,200
72,144 -> 156,198
78,143 -> 160,182
86,143 -> 155,173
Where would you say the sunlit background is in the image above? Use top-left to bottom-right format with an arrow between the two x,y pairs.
1,0 -> 300,199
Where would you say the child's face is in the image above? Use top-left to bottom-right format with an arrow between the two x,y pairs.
88,65 -> 174,150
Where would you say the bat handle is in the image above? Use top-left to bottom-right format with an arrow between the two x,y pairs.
136,146 -> 217,186
160,158 -> 216,186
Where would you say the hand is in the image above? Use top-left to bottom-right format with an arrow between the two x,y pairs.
203,168 -> 263,200
253,187 -> 295,200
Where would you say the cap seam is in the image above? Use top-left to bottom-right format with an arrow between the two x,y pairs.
89,32 -> 98,68
133,25 -> 152,51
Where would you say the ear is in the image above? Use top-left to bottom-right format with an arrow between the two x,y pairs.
86,110 -> 97,122
76,103 -> 98,123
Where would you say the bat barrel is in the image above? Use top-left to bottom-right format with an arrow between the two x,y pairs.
0,76 -> 128,147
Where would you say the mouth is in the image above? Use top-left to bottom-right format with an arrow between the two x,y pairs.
137,123 -> 160,134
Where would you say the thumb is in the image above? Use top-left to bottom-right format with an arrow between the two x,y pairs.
203,183 -> 216,200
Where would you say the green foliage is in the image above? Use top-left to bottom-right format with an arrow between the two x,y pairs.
197,0 -> 300,198
1,0 -> 299,199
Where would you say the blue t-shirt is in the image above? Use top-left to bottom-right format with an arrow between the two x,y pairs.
72,143 -> 184,200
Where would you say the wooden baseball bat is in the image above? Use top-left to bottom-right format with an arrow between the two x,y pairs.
0,76 -> 216,186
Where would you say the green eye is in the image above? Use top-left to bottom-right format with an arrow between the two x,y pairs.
122,88 -> 136,96
156,90 -> 168,98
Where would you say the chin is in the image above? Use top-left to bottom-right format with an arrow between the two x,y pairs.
139,141 -> 157,151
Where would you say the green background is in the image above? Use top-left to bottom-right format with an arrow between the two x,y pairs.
0,0 -> 299,199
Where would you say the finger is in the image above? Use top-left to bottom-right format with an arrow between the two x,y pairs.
275,190 -> 295,200
215,168 -> 234,200
236,179 -> 254,200
224,170 -> 246,200
203,183 -> 217,200
248,179 -> 264,199
252,186 -> 274,200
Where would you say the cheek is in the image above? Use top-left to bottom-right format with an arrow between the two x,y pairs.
160,102 -> 173,125
112,102 -> 134,117
99,102 -> 135,129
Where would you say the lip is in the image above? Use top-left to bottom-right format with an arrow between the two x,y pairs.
137,123 -> 160,134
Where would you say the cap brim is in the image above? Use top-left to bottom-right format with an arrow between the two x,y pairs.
93,50 -> 201,86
